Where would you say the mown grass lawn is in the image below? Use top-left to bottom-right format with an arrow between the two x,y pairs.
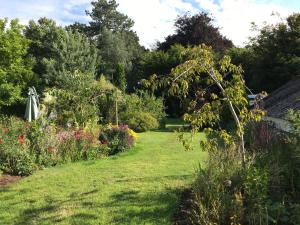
0,131 -> 206,225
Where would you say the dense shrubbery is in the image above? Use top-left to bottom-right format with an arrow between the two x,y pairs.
0,117 -> 34,176
120,92 -> 165,132
99,124 -> 138,155
0,117 -> 137,176
189,121 -> 300,225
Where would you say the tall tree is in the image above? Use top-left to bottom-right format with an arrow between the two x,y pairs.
158,12 -> 233,53
0,18 -> 35,108
85,0 -> 144,88
43,30 -> 99,87
229,13 -> 300,93
24,18 -> 65,88
86,0 -> 134,35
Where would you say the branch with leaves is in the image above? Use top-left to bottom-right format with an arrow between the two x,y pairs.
144,45 -> 264,169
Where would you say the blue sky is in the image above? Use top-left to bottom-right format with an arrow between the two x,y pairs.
0,0 -> 299,48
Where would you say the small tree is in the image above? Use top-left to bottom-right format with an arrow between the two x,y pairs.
146,45 -> 264,168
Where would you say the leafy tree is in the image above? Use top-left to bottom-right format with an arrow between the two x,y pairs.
146,45 -> 264,167
0,18 -> 35,108
229,13 -> 300,93
24,18 -> 65,87
158,13 -> 233,53
83,0 -> 145,89
43,30 -> 99,87
66,22 -> 88,34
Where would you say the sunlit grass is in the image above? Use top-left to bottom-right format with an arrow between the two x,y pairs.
0,131 -> 206,225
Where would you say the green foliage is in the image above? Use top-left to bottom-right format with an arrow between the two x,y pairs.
150,44 -> 264,158
287,109 -> 300,134
229,13 -> 300,93
43,30 -> 99,87
87,0 -> 134,35
0,18 -> 35,108
99,124 -> 137,155
97,28 -> 144,82
42,71 -> 99,126
0,117 -> 34,176
130,45 -> 187,116
122,111 -> 159,132
0,116 -> 137,176
95,76 -> 122,124
190,147 -> 244,224
24,17 -> 65,87
120,91 -> 166,131
114,64 -> 126,92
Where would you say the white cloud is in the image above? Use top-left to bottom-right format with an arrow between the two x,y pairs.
194,0 -> 297,46
0,0 -> 298,48
116,0 -> 197,48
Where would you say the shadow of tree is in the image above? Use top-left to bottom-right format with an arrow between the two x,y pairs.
0,175 -> 191,225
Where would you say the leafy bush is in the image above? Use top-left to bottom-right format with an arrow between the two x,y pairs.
99,124 -> 137,155
189,122 -> 300,225
0,116 -> 137,176
121,111 -> 159,132
0,117 -> 34,175
41,71 -> 100,127
120,91 -> 165,131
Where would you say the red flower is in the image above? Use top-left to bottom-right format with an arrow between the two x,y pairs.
0,139 -> 3,144
18,134 -> 25,145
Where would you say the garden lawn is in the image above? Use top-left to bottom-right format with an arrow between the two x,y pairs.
0,131 -> 206,225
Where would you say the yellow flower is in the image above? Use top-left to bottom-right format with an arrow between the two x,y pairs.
128,128 -> 138,140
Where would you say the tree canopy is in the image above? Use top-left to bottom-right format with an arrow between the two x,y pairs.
229,13 -> 300,93
157,13 -> 233,53
0,19 -> 35,108
87,0 -> 134,35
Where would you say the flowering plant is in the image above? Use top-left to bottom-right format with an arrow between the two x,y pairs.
99,124 -> 137,155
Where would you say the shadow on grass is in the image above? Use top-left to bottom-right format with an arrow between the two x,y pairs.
0,175 -> 189,225
108,188 -> 182,224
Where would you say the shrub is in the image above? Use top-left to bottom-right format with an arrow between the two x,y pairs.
189,122 -> 300,225
0,117 -> 35,175
41,71 -> 100,127
120,91 -> 166,131
99,124 -> 137,155
121,111 -> 159,132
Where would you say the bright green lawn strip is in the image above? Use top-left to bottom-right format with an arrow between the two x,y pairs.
164,118 -> 190,131
0,131 -> 206,225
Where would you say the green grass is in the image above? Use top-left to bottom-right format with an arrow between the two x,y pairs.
164,118 -> 190,131
0,131 -> 206,225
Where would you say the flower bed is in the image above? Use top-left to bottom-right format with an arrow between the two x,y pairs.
0,117 -> 137,176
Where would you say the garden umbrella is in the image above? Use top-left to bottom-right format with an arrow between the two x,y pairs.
25,87 -> 39,122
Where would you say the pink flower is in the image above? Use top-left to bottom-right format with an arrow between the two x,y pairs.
74,130 -> 81,141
